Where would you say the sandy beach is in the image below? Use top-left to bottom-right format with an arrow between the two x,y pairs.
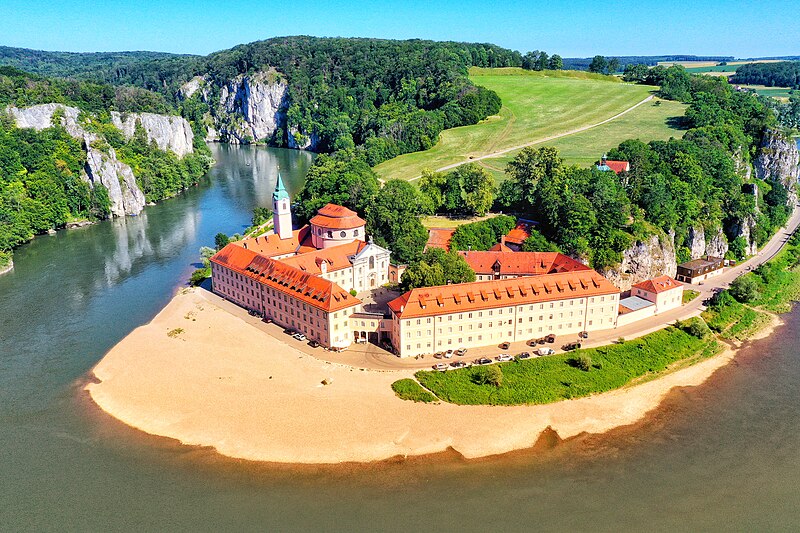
84,286 -> 778,465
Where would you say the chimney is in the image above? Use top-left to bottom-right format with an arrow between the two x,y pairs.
501,235 -> 506,246
244,243 -> 248,249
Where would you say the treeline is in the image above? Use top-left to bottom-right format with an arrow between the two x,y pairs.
0,66 -> 171,114
731,61 -> 800,88
521,51 -> 563,71
563,55 -> 733,71
496,76 -> 786,267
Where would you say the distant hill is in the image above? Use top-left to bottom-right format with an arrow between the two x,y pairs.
563,55 -> 734,71
0,45 -> 196,80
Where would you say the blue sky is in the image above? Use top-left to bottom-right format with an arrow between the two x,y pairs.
3,0 -> 798,57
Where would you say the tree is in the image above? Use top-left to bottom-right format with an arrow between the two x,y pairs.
607,58 -> 621,74
400,248 -> 475,290
367,179 -> 430,264
623,63 -> 649,82
548,54 -> 563,70
453,164 -> 495,216
536,51 -> 549,72
449,215 -> 516,251
729,275 -> 761,303
472,365 -> 503,387
521,229 -> 560,252
501,146 -> 564,209
214,233 -> 230,250
588,55 -> 608,74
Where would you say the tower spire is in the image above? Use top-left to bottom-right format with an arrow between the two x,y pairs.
272,172 -> 292,240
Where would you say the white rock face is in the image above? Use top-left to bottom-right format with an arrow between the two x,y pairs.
600,233 -> 677,292
178,76 -> 209,100
216,71 -> 289,143
111,111 -> 194,158
686,226 -> 706,260
755,130 -> 800,206
730,215 -> 759,256
9,103 -> 145,217
686,225 -> 729,260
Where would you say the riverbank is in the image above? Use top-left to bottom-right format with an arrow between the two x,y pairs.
85,287 -> 781,464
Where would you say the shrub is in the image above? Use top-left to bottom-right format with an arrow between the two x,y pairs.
472,365 -> 503,387
349,288 -> 358,296
189,267 -> 210,286
574,355 -> 592,371
684,317 -> 712,339
729,275 -> 762,303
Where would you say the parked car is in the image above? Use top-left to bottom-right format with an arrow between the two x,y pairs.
545,334 -> 556,344
293,333 -> 307,341
496,353 -> 513,362
284,328 -> 295,335
499,342 -> 511,350
433,363 -> 449,371
308,340 -> 320,348
579,331 -> 589,339
562,342 -> 581,351
433,352 -> 444,359
455,348 -> 467,356
355,337 -> 367,344
444,349 -> 455,358
263,317 -> 273,324
450,361 -> 468,369
247,309 -> 259,317
537,347 -> 555,356
475,357 -> 493,366
518,351 -> 533,360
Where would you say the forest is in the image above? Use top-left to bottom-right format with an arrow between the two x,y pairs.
731,62 -> 800,89
0,69 -> 211,265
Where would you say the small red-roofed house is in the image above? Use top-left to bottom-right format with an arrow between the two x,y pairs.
631,275 -> 684,313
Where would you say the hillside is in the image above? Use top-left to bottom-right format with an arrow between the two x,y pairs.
374,68 -> 655,181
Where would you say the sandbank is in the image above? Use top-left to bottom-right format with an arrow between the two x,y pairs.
86,287 -> 776,464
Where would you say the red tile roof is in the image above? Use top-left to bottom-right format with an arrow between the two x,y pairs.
425,228 -> 456,251
211,243 -> 360,312
458,251 -> 590,276
605,160 -> 630,174
388,270 -> 618,318
632,275 -> 682,294
279,240 -> 366,275
488,242 -> 514,252
234,225 -> 315,258
504,219 -> 538,246
309,203 -> 366,230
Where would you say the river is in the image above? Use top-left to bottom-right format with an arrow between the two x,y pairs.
1,143 -> 799,531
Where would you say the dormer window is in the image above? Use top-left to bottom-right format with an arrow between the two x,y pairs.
354,229 -> 359,237
327,231 -> 333,238
340,231 -> 347,238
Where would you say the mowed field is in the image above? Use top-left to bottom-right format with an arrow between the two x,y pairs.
476,98 -> 688,182
374,68 -> 655,181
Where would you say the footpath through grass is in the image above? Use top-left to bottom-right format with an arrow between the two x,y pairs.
409,321 -> 719,406
374,68 -> 654,182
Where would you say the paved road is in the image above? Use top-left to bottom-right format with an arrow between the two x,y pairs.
407,95 -> 655,182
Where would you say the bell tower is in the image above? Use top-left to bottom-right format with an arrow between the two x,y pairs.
272,173 -> 293,240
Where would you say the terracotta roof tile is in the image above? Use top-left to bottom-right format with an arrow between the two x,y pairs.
234,226 -> 315,258
309,203 -> 366,230
211,243 -> 360,312
388,270 -> 619,318
632,275 -> 682,294
425,228 -> 455,251
280,240 -> 366,275
504,219 -> 538,245
605,160 -> 630,174
459,251 -> 589,276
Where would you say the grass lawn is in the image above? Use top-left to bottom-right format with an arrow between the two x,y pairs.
683,289 -> 701,304
391,379 -> 438,403
419,214 -> 497,229
374,68 -> 655,182
476,98 -> 687,182
414,322 -> 719,406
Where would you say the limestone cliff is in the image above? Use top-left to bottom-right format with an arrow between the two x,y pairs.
110,111 -> 194,158
179,69 -> 319,150
599,232 -> 677,292
685,225 -> 729,260
728,215 -> 759,256
9,103 -> 146,217
755,130 -> 800,206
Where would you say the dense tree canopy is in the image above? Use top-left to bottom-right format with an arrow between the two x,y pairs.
448,215 -> 517,251
400,248 -> 475,290
418,163 -> 495,216
731,61 -> 800,89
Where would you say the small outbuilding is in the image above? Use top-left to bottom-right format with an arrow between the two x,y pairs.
676,256 -> 724,284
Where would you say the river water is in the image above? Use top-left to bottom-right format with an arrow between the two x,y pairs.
2,143 -> 800,531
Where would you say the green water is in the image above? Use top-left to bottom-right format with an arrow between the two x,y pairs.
2,143 -> 800,531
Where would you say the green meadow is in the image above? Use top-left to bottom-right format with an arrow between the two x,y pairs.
374,68 -> 655,181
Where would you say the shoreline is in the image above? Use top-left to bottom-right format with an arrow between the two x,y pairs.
85,287 -> 782,465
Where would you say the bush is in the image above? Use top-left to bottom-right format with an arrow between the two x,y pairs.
391,379 -> 437,403
683,317 -> 712,339
574,355 -> 592,371
189,267 -> 210,286
472,365 -> 503,387
729,275 -> 762,303
349,288 -> 358,296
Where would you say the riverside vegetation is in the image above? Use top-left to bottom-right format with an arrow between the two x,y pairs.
394,231 -> 800,405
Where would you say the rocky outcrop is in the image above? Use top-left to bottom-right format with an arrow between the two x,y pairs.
755,130 -> 800,206
111,111 -> 194,158
599,232 -> 677,292
8,103 -> 145,217
729,215 -> 759,256
685,225 -> 729,260
705,226 -> 729,258
179,69 -> 319,150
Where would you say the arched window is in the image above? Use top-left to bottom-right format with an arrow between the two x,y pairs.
327,231 -> 332,238
354,229 -> 359,237
369,256 -> 375,269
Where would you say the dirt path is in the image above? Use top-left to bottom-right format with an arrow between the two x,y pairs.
408,95 -> 655,181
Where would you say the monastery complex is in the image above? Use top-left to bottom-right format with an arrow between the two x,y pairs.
210,177 -> 688,357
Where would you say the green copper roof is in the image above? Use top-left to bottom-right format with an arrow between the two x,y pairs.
273,173 -> 290,201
